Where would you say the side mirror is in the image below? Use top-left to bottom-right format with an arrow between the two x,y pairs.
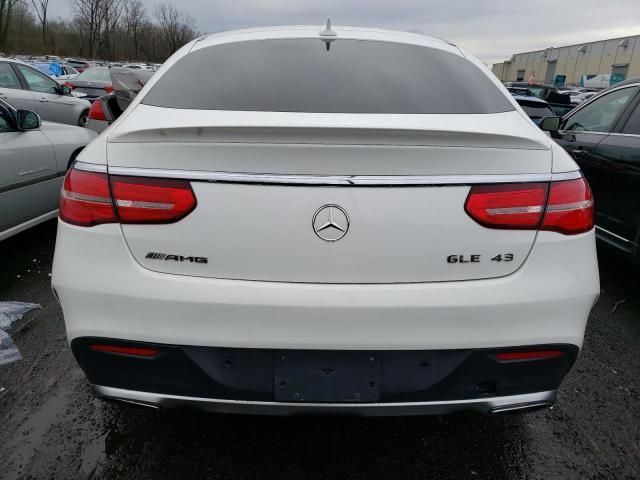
540,116 -> 561,132
60,84 -> 72,95
16,110 -> 41,130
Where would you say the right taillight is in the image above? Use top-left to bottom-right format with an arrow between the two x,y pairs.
465,177 -> 593,235
60,166 -> 197,227
541,178 -> 594,235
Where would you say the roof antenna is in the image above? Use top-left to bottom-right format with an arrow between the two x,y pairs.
319,17 -> 337,51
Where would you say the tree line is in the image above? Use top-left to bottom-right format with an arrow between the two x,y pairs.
0,0 -> 199,63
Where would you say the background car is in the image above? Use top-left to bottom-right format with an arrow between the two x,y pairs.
570,91 -> 597,106
552,77 -> 640,265
64,67 -> 113,101
0,98 -> 96,241
64,59 -> 91,73
87,67 -> 153,133
505,82 -> 572,116
0,58 -> 91,127
512,94 -> 555,126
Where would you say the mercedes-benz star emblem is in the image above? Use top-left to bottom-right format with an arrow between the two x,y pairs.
312,205 -> 350,242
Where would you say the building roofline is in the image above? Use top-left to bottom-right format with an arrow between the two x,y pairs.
493,33 -> 640,65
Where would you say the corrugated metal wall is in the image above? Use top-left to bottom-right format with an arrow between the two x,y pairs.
492,35 -> 640,85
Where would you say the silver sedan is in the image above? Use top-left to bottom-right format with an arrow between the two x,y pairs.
0,99 -> 97,240
0,58 -> 91,127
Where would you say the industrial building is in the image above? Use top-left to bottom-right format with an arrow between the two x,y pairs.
492,35 -> 640,87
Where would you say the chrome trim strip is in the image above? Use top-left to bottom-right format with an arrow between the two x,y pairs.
106,166 -> 582,186
74,161 -> 108,173
93,385 -> 556,416
595,226 -> 632,244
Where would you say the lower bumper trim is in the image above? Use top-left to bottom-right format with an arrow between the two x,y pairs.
93,385 -> 556,416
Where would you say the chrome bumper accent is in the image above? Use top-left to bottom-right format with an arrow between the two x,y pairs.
93,385 -> 556,416
102,166 -> 582,187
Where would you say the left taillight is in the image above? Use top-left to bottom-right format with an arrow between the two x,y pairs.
110,176 -> 196,224
60,167 -> 197,226
60,168 -> 116,226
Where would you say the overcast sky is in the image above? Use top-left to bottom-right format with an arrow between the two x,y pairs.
50,0 -> 640,64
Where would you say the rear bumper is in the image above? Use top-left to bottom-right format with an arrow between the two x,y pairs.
74,339 -> 576,415
93,385 -> 557,416
53,222 -> 599,350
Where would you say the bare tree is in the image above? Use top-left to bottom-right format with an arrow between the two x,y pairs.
0,0 -> 21,51
69,0 -> 121,58
155,3 -> 196,58
29,0 -> 48,48
123,0 -> 144,59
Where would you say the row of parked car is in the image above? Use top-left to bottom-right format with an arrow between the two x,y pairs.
0,56 -> 155,129
509,78 -> 640,264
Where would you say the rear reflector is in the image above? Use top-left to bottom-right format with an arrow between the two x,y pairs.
110,176 -> 196,224
495,350 -> 564,361
60,167 -> 197,226
88,100 -> 107,121
60,169 -> 116,226
89,344 -> 159,357
103,85 -> 114,94
465,177 -> 593,235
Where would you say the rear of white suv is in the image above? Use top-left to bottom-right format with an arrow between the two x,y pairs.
52,26 -> 599,415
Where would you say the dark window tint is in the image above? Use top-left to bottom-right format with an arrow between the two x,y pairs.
143,39 -> 514,114
0,108 -> 14,132
621,103 -> 640,135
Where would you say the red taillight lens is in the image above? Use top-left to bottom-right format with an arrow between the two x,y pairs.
60,167 -> 197,226
110,176 -> 196,224
64,81 -> 76,89
60,169 -> 116,226
88,100 -> 107,121
465,177 -> 594,235
542,178 -> 594,235
89,344 -> 159,357
495,350 -> 564,362
103,85 -> 113,93
465,183 -> 548,229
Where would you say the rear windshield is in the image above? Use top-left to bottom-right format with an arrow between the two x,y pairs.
142,39 -> 514,114
76,67 -> 110,82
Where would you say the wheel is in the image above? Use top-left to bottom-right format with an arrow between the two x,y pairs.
78,110 -> 89,128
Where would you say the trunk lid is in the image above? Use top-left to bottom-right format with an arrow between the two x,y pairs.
107,107 -> 551,283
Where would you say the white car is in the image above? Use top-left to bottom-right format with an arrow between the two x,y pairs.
52,25 -> 599,416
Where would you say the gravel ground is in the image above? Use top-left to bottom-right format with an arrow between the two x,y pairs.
0,220 -> 638,480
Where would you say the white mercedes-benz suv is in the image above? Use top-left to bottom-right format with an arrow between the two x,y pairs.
52,25 -> 599,416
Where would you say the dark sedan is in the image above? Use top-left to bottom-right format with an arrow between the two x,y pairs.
64,67 -> 112,101
551,77 -> 640,265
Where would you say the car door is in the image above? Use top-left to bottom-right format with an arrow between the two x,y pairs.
13,63 -> 75,124
0,61 -> 38,111
585,92 -> 640,244
554,85 -> 639,230
0,104 -> 58,236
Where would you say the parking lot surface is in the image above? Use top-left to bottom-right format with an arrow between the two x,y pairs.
0,220 -> 638,480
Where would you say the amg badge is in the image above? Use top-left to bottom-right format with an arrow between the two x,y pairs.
145,252 -> 208,264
